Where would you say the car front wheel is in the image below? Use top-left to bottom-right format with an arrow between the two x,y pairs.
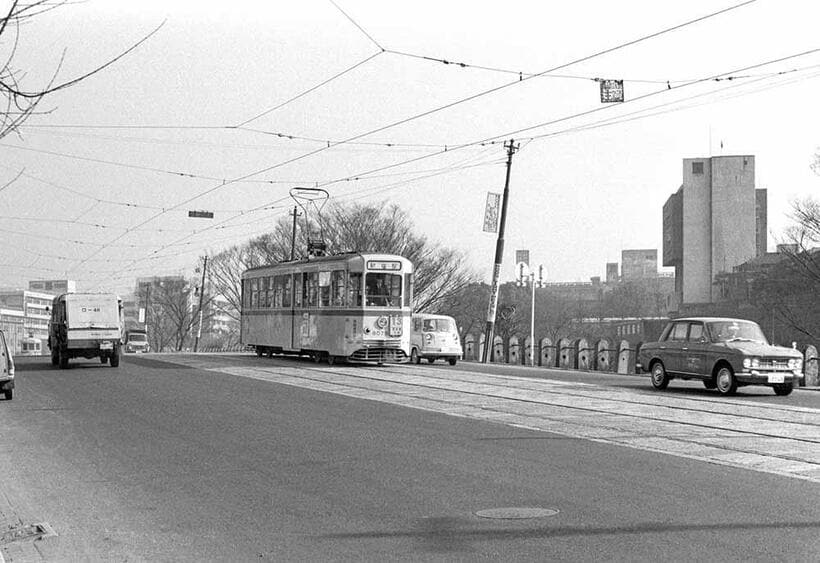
715,366 -> 737,395
772,383 -> 793,396
650,361 -> 669,390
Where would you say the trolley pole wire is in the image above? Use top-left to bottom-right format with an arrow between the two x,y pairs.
482,139 -> 519,364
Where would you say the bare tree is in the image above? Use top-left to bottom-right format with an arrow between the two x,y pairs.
0,0 -> 162,140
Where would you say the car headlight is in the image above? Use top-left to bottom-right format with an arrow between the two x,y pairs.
789,358 -> 802,370
743,357 -> 760,369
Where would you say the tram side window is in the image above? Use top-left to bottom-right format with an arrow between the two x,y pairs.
273,275 -> 285,308
250,278 -> 259,308
283,275 -> 292,308
304,272 -> 319,307
348,272 -> 362,306
242,279 -> 250,309
319,271 -> 332,307
365,273 -> 401,307
293,273 -> 303,307
404,273 -> 413,307
331,270 -> 346,306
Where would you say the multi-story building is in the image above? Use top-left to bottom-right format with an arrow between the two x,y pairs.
0,289 -> 54,347
28,279 -> 76,294
621,249 -> 658,280
663,155 -> 766,306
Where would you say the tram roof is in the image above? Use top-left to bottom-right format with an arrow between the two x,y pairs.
242,252 -> 411,276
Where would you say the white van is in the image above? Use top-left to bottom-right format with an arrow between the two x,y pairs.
0,330 -> 15,400
410,314 -> 463,366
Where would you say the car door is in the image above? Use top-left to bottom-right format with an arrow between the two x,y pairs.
680,321 -> 708,378
661,321 -> 688,374
0,332 -> 8,377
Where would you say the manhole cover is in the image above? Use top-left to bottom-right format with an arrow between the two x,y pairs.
475,507 -> 559,519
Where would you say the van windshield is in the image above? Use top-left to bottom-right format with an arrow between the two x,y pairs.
128,334 -> 147,342
423,318 -> 453,332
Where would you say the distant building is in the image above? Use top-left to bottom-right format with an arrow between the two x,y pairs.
28,279 -> 76,294
621,249 -> 657,280
663,155 -> 765,306
0,289 -> 54,349
605,262 -> 619,283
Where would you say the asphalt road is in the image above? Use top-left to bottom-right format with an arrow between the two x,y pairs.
1,353 -> 818,561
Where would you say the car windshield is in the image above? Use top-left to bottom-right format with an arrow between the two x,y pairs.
129,334 -> 147,342
707,321 -> 768,344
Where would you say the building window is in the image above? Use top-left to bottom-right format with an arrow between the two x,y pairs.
692,161 -> 704,175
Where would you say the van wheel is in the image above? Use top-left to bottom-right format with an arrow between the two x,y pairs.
448,358 -> 457,366
3,389 -> 11,400
410,348 -> 420,364
427,358 -> 435,364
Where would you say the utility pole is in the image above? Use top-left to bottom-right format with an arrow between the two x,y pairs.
289,205 -> 301,261
482,139 -> 519,363
193,255 -> 208,353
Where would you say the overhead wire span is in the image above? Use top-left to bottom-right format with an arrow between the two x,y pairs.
24,0 -> 761,280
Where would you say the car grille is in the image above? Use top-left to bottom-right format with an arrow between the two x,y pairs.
759,359 -> 791,370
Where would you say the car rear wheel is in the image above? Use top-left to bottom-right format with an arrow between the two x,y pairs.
650,361 -> 669,390
772,383 -> 793,396
715,366 -> 737,395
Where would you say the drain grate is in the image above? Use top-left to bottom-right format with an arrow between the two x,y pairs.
0,522 -> 57,545
475,507 -> 559,519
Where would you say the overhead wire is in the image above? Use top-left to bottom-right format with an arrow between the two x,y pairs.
8,0 -> 764,282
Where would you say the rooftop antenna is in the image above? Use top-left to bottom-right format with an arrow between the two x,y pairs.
290,187 -> 330,258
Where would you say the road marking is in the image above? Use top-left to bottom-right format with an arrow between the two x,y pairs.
164,356 -> 820,483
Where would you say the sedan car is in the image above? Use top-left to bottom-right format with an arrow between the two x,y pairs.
0,330 -> 15,400
637,317 -> 803,396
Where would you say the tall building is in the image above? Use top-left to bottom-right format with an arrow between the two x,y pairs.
605,262 -> 619,283
663,155 -> 765,305
621,249 -> 658,280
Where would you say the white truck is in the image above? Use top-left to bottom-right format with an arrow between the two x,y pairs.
48,293 -> 123,368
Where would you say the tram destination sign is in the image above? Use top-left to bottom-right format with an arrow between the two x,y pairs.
367,260 -> 402,271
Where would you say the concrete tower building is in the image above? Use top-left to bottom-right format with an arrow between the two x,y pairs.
663,155 -> 765,306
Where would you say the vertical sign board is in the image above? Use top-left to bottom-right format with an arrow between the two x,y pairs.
599,79 -> 624,103
482,192 -> 501,233
515,250 -> 530,267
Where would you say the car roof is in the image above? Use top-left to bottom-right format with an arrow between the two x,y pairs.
670,317 -> 754,323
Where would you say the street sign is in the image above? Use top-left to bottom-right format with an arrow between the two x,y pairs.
188,210 -> 214,219
599,79 -> 624,103
515,250 -> 530,267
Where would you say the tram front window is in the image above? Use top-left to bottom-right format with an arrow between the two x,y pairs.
365,273 -> 401,307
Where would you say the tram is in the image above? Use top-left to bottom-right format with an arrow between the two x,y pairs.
240,253 -> 414,364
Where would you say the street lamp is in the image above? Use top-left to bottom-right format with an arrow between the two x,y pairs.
517,264 -> 544,366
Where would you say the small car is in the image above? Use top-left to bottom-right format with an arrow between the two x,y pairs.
410,314 -> 463,366
637,317 -> 803,396
0,330 -> 15,400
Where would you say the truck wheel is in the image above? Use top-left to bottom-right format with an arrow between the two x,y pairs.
59,348 -> 69,369
110,346 -> 120,367
51,349 -> 58,366
100,356 -> 108,364
3,389 -> 11,400
448,358 -> 457,366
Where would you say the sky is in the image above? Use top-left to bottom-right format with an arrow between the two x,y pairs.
1,0 -> 819,296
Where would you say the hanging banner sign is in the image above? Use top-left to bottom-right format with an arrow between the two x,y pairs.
483,192 -> 501,233
599,79 -> 624,103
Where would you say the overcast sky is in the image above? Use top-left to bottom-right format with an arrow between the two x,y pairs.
1,0 -> 819,295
